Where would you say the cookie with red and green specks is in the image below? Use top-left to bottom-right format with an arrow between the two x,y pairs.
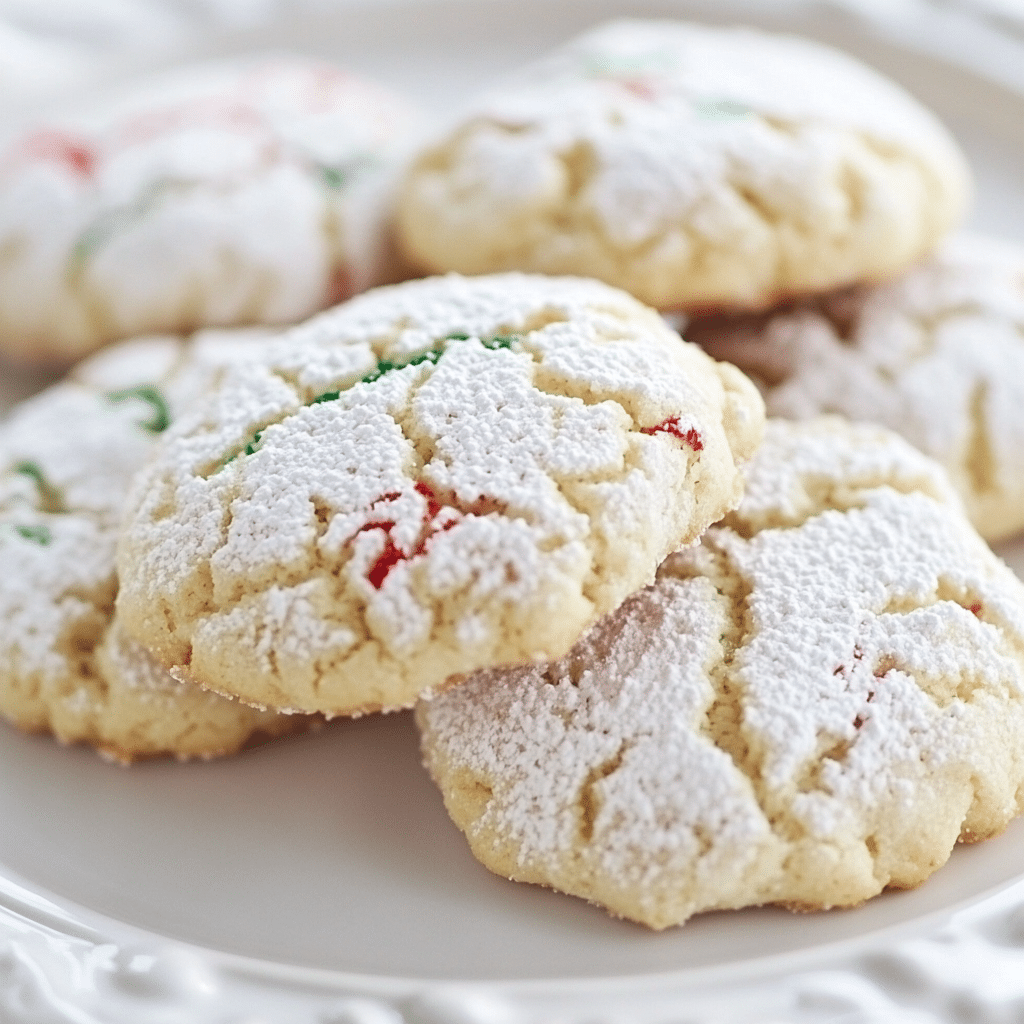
0,55 -> 420,365
0,329 -> 313,762
115,272 -> 764,716
417,417 -> 1024,929
397,19 -> 969,314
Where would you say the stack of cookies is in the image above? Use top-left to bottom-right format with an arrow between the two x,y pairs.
3,19 -> 1024,932
0,53 -> 424,761
397,17 -> 1024,548
396,20 -> 1024,925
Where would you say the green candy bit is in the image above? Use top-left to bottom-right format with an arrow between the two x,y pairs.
311,390 -> 340,406
14,460 -> 45,486
360,348 -> 444,386
107,385 -> 171,434
69,221 -> 108,268
360,359 -> 399,386
395,346 -> 443,372
314,347 -> 449,405
480,335 -> 516,351
68,178 -> 181,276
216,429 -> 264,471
13,523 -> 52,546
318,154 -> 378,191
231,332 -> 527,466
693,97 -> 751,121
306,332 -> 520,409
13,461 -> 65,514
320,166 -> 348,189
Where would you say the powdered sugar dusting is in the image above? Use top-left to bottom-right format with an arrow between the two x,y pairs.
706,234 -> 1024,542
0,328 -> 304,760
0,56 -> 421,361
116,272 -> 764,715
398,19 -> 969,312
418,418 -> 1024,928
721,415 -> 963,530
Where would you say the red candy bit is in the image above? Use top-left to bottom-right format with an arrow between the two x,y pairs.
415,481 -> 442,522
23,130 -> 95,178
854,688 -> 879,730
833,643 -> 867,679
356,518 -> 399,590
411,514 -> 461,559
410,482 -> 462,558
969,602 -> 983,617
359,482 -> 465,589
619,77 -> 657,101
367,534 -> 404,590
640,416 -> 704,451
358,518 -> 396,536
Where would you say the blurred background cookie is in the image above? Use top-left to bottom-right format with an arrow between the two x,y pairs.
418,418 -> 1024,929
397,19 -> 969,315
690,234 -> 1024,541
0,55 -> 421,365
0,329 -> 313,762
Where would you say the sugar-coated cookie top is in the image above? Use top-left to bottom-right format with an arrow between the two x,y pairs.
483,19 -> 958,151
398,19 -> 969,311
0,327 -> 273,647
115,272 -> 764,715
418,418 -> 1024,928
0,56 -> 420,362
695,234 -> 1024,541
0,328 -> 298,760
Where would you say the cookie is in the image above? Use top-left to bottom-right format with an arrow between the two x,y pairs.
417,418 -> 1024,929
690,234 -> 1024,542
114,273 -> 765,716
397,19 -> 969,314
0,56 -> 420,364
0,329 -> 310,762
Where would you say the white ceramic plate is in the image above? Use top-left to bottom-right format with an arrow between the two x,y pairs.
3,2 -> 1024,1021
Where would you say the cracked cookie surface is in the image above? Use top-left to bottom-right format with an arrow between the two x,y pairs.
0,56 -> 419,364
0,329 -> 310,762
692,234 -> 1024,542
115,272 -> 764,715
396,19 -> 969,314
416,418 -> 1024,929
